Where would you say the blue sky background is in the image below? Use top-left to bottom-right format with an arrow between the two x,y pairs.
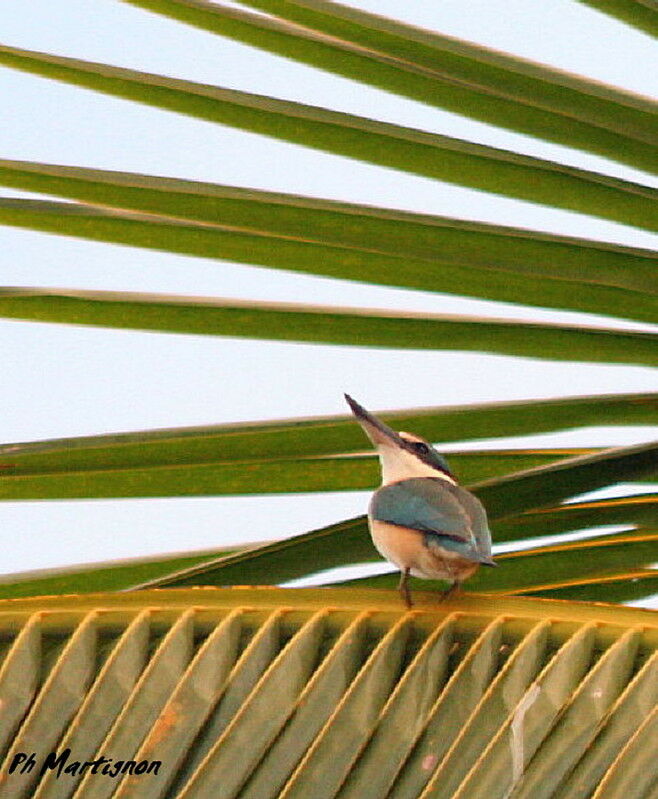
0,0 -> 657,590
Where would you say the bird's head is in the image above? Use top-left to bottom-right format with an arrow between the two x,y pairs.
344,394 -> 455,485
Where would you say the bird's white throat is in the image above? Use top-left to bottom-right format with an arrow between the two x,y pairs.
377,443 -> 456,485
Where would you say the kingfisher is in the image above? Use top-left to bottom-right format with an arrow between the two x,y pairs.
345,394 -> 495,607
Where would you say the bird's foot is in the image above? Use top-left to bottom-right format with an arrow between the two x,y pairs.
398,568 -> 413,609
439,581 -> 460,602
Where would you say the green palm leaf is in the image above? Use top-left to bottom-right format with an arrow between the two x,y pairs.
576,0 -> 658,37
0,546 -> 242,600
0,392 -> 653,471
2,194 -> 657,322
0,590 -> 654,796
495,493 -> 658,539
526,571 -> 658,602
2,287 -> 658,365
340,531 -> 658,592
0,155 -> 656,318
3,462 -> 657,600
0,46 -> 656,230
477,440 -> 658,517
124,0 -> 658,173
129,439 -> 658,589
0,448 -> 598,500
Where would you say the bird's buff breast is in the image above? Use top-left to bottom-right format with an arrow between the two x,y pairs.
369,520 -> 479,582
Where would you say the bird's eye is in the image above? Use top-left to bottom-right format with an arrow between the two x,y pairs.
412,442 -> 430,454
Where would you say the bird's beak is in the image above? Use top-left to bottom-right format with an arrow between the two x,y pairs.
344,394 -> 404,449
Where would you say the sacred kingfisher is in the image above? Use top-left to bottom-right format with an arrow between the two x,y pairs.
345,394 -> 495,607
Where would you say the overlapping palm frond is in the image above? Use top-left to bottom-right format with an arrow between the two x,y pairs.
1,0 -> 657,602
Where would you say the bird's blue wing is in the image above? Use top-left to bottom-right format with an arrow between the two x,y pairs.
370,478 -> 472,542
451,484 -> 494,561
